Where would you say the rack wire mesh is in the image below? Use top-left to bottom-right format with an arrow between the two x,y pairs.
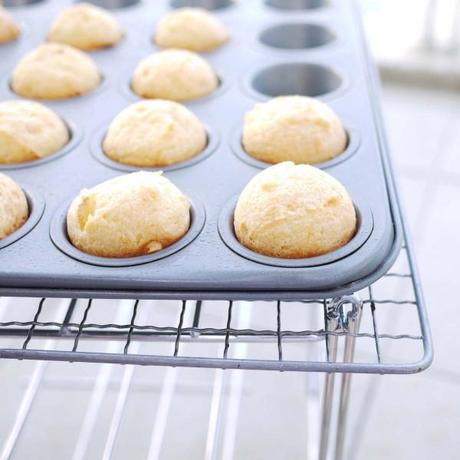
0,246 -> 432,375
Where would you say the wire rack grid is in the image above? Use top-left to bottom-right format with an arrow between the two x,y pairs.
0,249 -> 432,375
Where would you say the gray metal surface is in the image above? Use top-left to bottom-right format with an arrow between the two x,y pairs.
0,0 -> 402,300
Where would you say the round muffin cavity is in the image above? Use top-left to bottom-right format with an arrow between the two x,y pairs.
47,2 -> 123,51
155,7 -> 229,52
242,96 -> 347,165
0,100 -> 69,164
0,7 -> 20,44
132,49 -> 218,101
11,43 -> 101,100
103,100 -> 207,167
0,173 -> 28,240
234,162 -> 356,259
66,171 -> 191,258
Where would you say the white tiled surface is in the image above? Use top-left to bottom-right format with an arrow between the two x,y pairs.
349,82 -> 460,460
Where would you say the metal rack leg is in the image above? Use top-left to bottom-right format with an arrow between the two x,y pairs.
335,297 -> 363,460
319,300 -> 340,460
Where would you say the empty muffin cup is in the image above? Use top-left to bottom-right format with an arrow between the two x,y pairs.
0,186 -> 45,250
170,0 -> 234,10
3,0 -> 45,6
82,0 -> 140,9
218,196 -> 373,268
259,23 -> 335,50
250,63 -> 343,99
265,0 -> 326,10
50,194 -> 206,267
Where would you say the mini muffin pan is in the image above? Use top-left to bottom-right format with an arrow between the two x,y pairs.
0,0 -> 402,300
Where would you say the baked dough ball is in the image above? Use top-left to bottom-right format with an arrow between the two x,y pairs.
242,96 -> 347,165
0,173 -> 28,240
132,49 -> 218,101
103,100 -> 207,167
47,3 -> 123,51
234,162 -> 356,258
67,171 -> 191,258
11,43 -> 101,100
0,7 -> 20,44
0,100 -> 69,164
155,8 -> 228,52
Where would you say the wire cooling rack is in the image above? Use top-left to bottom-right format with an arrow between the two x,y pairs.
0,235 -> 433,460
0,244 -> 432,374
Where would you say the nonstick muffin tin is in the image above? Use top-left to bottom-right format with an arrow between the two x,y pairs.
0,0 -> 402,300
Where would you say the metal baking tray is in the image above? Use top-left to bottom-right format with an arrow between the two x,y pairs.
0,0 -> 402,300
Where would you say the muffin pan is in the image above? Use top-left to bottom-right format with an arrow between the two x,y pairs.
0,0 -> 402,300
